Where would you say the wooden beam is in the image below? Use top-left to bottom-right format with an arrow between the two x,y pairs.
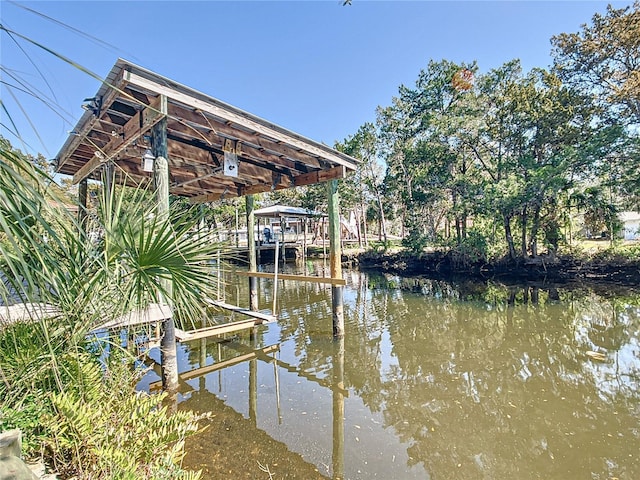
236,271 -> 346,286
188,188 -> 240,204
205,298 -> 276,322
175,317 -> 271,341
238,175 -> 295,196
294,165 -> 347,187
166,125 -> 301,180
72,154 -> 105,185
172,167 -> 222,188
235,165 -> 344,197
124,70 -> 358,170
95,303 -> 172,330
72,95 -> 168,184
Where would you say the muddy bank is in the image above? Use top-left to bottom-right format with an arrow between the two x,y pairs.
182,393 -> 328,480
350,250 -> 640,285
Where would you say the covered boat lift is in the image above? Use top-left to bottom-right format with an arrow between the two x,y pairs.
254,204 -> 324,263
54,59 -> 359,390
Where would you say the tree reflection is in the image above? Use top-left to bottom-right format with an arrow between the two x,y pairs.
348,275 -> 640,479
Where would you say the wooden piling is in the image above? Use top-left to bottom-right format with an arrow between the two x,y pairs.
153,115 -> 178,392
327,179 -> 344,337
246,194 -> 258,311
302,217 -> 307,267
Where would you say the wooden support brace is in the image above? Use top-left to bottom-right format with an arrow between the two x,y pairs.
236,271 -> 346,286
294,165 -> 346,187
175,318 -> 271,341
188,187 -> 241,204
58,70 -> 128,170
205,298 -> 276,322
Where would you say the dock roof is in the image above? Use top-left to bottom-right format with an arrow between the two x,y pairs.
55,59 -> 359,202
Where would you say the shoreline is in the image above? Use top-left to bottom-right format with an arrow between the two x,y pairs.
349,250 -> 640,286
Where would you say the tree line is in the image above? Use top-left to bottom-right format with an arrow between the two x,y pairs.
322,2 -> 639,261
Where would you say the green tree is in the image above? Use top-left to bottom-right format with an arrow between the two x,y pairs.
552,1 -> 640,216
337,123 -> 388,247
377,60 -> 478,252
551,1 -> 640,124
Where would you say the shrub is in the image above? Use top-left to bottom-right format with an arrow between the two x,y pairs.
46,352 -> 205,479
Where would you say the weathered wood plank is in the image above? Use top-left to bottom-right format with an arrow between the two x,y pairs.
294,165 -> 346,187
166,121 -> 303,180
238,175 -> 295,197
236,271 -> 347,286
96,303 -> 172,330
204,298 -> 276,322
167,103 -> 323,169
0,303 -> 59,326
57,70 -> 128,171
175,318 -> 266,341
72,95 -> 168,184
72,154 -> 105,184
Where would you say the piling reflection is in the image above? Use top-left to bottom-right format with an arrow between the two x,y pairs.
154,265 -> 640,479
332,336 -> 345,480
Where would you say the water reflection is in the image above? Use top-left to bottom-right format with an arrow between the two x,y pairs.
140,265 -> 640,479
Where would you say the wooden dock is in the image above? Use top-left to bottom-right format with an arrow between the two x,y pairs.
0,303 -> 59,326
94,298 -> 276,342
97,303 -> 172,330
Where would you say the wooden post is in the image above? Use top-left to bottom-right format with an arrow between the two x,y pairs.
246,194 -> 258,311
235,205 -> 239,248
302,217 -> 307,269
256,218 -> 261,264
322,218 -> 327,259
272,238 -> 279,316
153,116 -> 178,392
102,161 -> 115,218
328,180 -> 344,336
280,216 -> 286,264
78,178 -> 88,235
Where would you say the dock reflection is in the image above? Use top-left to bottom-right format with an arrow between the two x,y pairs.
165,329 -> 346,479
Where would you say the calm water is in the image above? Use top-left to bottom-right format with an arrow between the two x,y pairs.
140,262 -> 640,479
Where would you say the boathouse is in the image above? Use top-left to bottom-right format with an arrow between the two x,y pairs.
54,59 -> 359,389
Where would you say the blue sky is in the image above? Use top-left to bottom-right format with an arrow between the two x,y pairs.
1,1 -> 632,160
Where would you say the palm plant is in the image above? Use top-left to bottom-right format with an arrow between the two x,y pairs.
1,138 -> 225,478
